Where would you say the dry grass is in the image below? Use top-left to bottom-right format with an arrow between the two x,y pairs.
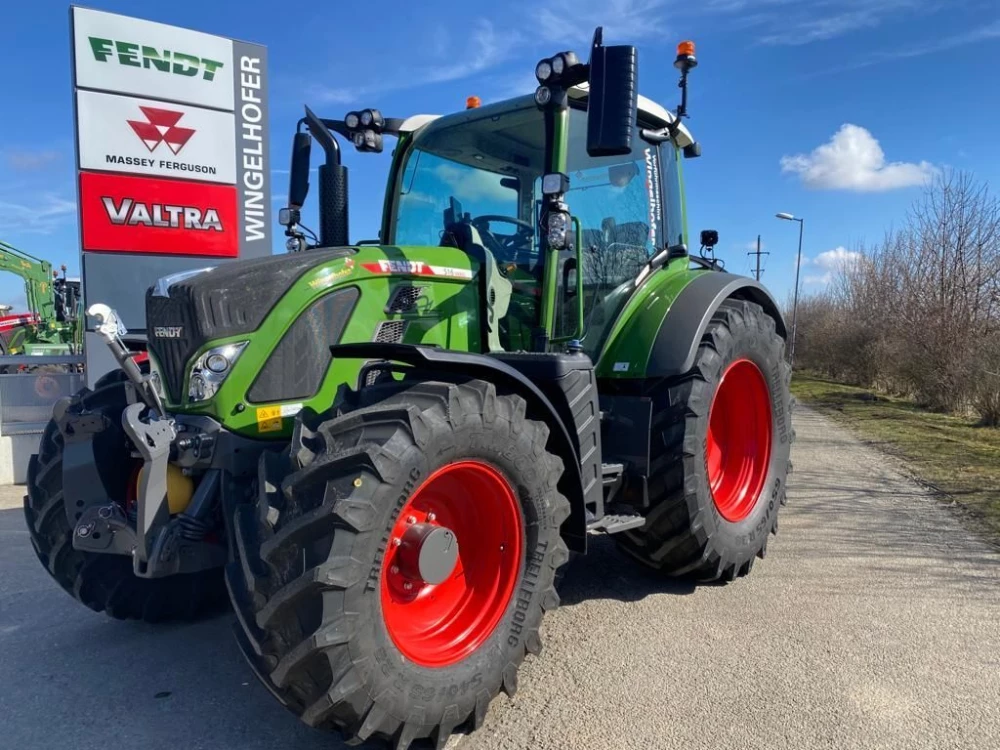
792,372 -> 1000,541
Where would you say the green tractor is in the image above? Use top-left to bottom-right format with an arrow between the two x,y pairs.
25,31 -> 792,749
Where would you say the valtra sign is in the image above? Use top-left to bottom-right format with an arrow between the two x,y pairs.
77,89 -> 237,184
80,172 -> 238,258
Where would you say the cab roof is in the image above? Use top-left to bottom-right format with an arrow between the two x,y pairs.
396,88 -> 695,148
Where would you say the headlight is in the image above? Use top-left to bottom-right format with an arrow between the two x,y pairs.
188,342 -> 248,402
547,212 -> 570,249
551,54 -> 565,76
345,111 -> 360,129
535,60 -> 552,82
534,85 -> 552,106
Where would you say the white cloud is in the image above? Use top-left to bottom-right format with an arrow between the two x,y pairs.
701,0 -> 949,46
804,20 -> 1000,76
0,194 -> 77,234
780,124 -> 935,192
306,20 -> 520,104
535,0 -> 670,44
744,239 -> 766,251
802,246 -> 862,285
3,148 -> 61,171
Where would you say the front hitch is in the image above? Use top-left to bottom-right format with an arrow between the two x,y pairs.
67,304 -> 226,578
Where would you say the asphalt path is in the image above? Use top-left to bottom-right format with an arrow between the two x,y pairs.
1,407 -> 997,749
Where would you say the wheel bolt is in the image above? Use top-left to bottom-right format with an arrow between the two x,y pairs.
392,538 -> 401,547
406,515 -> 416,524
403,581 -> 413,591
426,512 -> 436,522
77,526 -> 90,537
390,565 -> 399,574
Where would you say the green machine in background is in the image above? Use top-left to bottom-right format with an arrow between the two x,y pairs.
26,31 -> 792,750
0,239 -> 82,357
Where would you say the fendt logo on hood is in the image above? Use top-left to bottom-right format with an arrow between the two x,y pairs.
101,197 -> 224,231
88,37 -> 224,81
153,326 -> 184,338
128,107 -> 195,155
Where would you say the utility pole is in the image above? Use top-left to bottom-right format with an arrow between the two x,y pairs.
747,235 -> 769,281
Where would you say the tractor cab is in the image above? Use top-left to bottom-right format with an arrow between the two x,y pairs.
386,89 -> 697,355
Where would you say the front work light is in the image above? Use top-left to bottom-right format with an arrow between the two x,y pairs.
535,59 -> 553,82
535,86 -> 552,106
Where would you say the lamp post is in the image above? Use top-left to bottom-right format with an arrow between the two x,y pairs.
776,212 -> 804,366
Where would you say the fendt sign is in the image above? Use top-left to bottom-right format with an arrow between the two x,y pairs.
71,6 -> 271,379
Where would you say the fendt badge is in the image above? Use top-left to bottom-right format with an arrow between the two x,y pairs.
153,326 -> 184,338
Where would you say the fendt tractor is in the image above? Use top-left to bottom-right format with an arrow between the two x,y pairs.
26,31 -> 792,749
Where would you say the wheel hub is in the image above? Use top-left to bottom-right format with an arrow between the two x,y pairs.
396,523 -> 459,585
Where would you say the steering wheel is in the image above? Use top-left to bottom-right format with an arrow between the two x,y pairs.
470,215 -> 534,264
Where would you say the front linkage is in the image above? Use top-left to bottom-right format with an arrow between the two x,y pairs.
65,305 -> 261,579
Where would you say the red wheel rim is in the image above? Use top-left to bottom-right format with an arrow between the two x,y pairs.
705,359 -> 772,523
380,460 -> 523,668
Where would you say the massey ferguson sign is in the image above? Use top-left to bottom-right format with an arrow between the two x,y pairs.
77,89 -> 237,184
71,6 -> 271,380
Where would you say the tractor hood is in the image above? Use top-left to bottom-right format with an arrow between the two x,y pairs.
145,245 -> 480,422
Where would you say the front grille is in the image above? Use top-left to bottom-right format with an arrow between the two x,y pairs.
386,285 -> 427,313
373,320 -> 407,343
146,293 -> 202,402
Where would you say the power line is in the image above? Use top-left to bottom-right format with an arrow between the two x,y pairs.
748,235 -> 770,281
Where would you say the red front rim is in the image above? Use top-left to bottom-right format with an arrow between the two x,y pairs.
380,460 -> 523,668
706,359 -> 773,523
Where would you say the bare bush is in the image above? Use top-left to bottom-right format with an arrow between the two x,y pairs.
794,170 -> 1000,423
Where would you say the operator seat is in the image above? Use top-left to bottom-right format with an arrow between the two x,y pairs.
441,221 -> 512,352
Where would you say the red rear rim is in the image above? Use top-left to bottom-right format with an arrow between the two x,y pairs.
705,359 -> 772,523
380,460 -> 523,668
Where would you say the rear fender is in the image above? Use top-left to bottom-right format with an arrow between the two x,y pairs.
329,343 -> 589,553
647,272 -> 787,378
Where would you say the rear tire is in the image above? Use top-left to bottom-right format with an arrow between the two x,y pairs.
615,299 -> 793,581
227,379 -> 570,749
23,369 -> 226,621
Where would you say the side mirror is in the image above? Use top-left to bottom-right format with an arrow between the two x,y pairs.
289,132 -> 311,208
586,32 -> 638,157
700,229 -> 719,248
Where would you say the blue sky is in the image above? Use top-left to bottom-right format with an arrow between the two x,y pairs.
1,0 -> 998,310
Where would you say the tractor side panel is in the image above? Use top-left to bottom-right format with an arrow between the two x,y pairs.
154,245 -> 481,437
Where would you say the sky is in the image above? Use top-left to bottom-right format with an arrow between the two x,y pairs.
1,0 -> 998,311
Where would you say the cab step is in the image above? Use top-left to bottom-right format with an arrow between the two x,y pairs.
588,512 -> 646,534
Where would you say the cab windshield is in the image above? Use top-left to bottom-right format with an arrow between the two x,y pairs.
391,98 -> 672,352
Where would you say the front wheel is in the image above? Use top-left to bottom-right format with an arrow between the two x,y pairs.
227,379 -> 570,748
615,299 -> 794,581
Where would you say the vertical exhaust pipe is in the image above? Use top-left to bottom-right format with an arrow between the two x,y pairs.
304,107 -> 349,247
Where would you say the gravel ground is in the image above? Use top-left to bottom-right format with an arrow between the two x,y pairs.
1,406 -> 997,750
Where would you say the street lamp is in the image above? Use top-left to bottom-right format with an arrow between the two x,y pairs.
776,212 -> 804,366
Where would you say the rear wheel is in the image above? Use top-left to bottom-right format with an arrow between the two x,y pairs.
227,379 -> 570,748
615,299 -> 793,581
23,369 -> 226,621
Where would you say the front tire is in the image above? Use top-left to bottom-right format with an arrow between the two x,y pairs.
615,299 -> 793,581
227,379 -> 570,749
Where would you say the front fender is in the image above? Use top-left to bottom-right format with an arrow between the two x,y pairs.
329,343 -> 590,553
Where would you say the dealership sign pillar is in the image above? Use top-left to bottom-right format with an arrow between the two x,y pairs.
71,6 -> 271,383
